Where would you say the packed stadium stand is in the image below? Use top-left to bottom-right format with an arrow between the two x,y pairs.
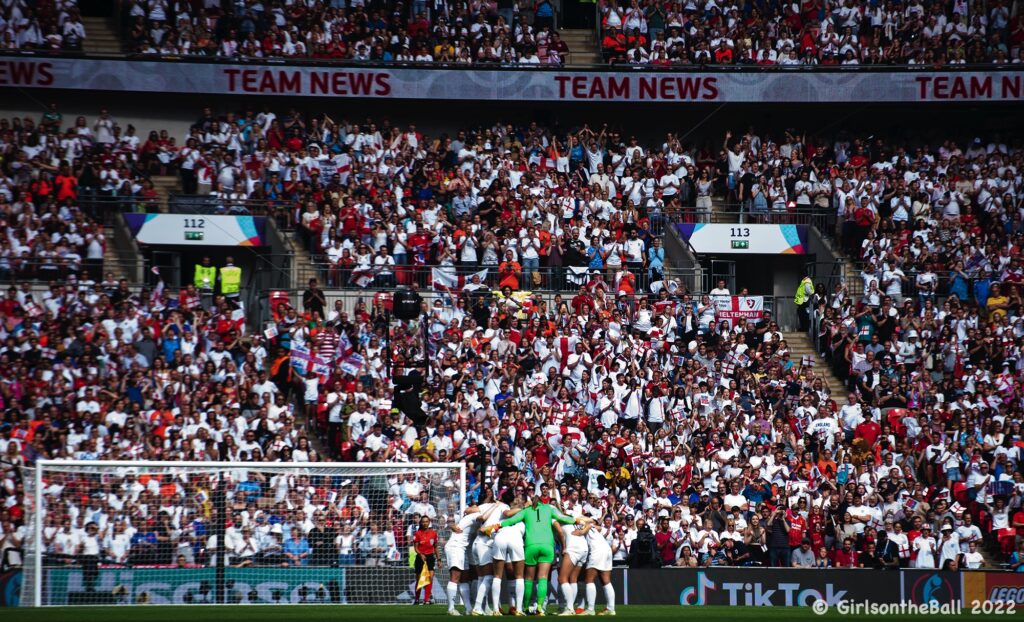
1,98 -> 1023,581
598,0 -> 1024,64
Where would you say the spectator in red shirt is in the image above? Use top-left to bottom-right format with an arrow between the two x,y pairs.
855,412 -> 882,445
787,507 -> 808,549
832,538 -> 859,568
654,517 -> 677,566
571,286 -> 595,315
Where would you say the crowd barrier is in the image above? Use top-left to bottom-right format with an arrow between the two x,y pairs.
5,566 -> 1024,607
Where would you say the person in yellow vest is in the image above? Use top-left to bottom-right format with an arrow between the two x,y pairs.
219,256 -> 242,303
194,256 -> 216,310
794,276 -> 815,331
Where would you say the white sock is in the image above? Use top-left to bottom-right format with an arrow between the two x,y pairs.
561,583 -> 573,609
515,579 -> 525,612
490,575 -> 502,612
474,576 -> 491,611
459,583 -> 472,611
446,582 -> 458,610
571,583 -> 579,609
586,583 -> 597,611
603,584 -> 616,611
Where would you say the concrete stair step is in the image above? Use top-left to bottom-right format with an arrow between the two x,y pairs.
149,175 -> 181,213
102,226 -> 142,282
80,16 -> 122,54
783,331 -> 847,397
559,29 -> 599,65
567,53 -> 601,65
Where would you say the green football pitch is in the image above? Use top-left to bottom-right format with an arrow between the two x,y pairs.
1,605 -> 1001,622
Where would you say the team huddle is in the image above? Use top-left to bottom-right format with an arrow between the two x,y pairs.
440,489 -> 617,616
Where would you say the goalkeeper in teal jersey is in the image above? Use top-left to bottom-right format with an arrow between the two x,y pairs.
485,496 -> 579,616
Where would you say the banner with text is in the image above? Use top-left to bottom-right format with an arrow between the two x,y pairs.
123,214 -> 267,246
1,58 -> 1023,102
42,566 -> 412,605
626,567 -> 899,606
715,296 -> 765,327
37,565 -> 616,607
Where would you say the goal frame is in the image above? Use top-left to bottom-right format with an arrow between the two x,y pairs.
29,460 -> 467,607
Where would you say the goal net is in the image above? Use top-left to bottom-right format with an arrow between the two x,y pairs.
21,461 -> 465,606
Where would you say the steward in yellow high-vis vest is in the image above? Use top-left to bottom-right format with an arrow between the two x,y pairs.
795,276 -> 814,331
794,276 -> 814,305
219,257 -> 242,297
194,257 -> 216,291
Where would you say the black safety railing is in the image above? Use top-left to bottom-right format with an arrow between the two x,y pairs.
294,260 -> 703,294
4,48 -> 1024,72
698,205 -> 838,230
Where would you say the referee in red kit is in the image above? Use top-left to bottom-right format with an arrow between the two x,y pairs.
412,515 -> 438,605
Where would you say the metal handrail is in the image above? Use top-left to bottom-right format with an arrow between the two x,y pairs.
292,260 -> 703,293
3,49 -> 1024,72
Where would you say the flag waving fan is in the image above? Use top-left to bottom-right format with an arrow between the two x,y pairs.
150,266 -> 165,310
544,425 -> 583,450
431,267 -> 488,293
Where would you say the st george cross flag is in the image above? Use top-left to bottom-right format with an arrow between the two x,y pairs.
150,267 -> 165,309
714,296 -> 765,327
335,330 -> 354,362
340,353 -> 365,376
544,425 -> 583,450
290,344 -> 330,377
230,307 -> 247,335
527,151 -> 559,171
349,265 -> 375,288
431,267 -> 488,293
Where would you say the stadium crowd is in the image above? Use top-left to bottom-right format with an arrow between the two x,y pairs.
0,104 -> 1023,584
600,0 -> 1024,65
121,0 -> 570,64
8,0 -> 1024,67
0,0 -> 87,50
0,106 -> 177,283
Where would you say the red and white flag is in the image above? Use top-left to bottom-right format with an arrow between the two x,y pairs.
431,267 -> 488,293
544,425 -> 583,450
528,152 -> 558,171
335,330 -> 354,363
349,266 -> 375,288
714,296 -> 765,326
150,267 -> 165,309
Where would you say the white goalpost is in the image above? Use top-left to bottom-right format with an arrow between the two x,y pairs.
22,460 -> 466,606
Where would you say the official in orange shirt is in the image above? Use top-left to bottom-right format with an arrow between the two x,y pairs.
498,249 -> 522,290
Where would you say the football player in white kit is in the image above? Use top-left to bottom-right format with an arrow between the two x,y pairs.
445,505 -> 482,615
471,489 -> 509,615
556,510 -> 589,615
491,489 -> 528,615
578,517 -> 616,616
